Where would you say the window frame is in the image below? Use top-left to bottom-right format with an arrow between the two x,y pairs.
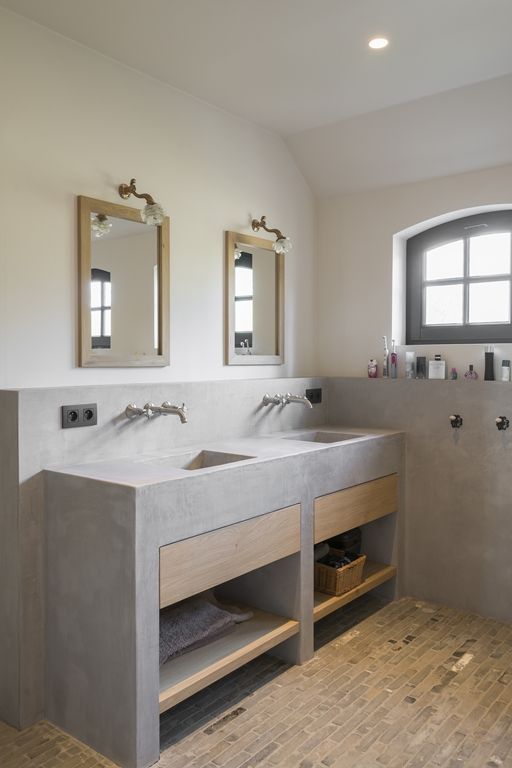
234,250 -> 253,349
91,268 -> 112,350
406,210 -> 512,344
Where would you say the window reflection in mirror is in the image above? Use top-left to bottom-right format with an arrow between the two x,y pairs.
225,231 -> 284,365
90,214 -> 158,357
79,196 -> 169,367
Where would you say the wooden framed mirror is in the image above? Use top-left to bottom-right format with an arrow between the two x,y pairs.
225,230 -> 284,365
78,196 -> 170,367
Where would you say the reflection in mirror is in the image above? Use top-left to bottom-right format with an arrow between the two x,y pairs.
78,197 -> 169,367
226,231 -> 284,365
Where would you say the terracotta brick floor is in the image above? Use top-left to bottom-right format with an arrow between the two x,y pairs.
2,596 -> 512,767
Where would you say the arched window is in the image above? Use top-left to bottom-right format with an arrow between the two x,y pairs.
406,210 -> 512,344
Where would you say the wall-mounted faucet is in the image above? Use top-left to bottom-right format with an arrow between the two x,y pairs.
496,416 -> 510,431
449,414 -> 463,429
283,393 -> 313,409
262,393 -> 285,406
125,401 -> 188,423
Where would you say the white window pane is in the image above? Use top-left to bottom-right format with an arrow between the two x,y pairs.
469,232 -> 511,276
91,281 -> 102,308
425,284 -> 463,325
425,240 -> 464,281
103,309 -> 111,336
91,310 -> 102,336
235,266 -> 253,297
103,281 -> 111,306
235,300 -> 253,332
468,281 -> 510,324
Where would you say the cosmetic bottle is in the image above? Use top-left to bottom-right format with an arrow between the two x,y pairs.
464,364 -> 478,380
416,356 -> 426,379
501,360 -> 510,382
405,351 -> 415,379
390,340 -> 398,378
368,359 -> 378,378
382,336 -> 389,378
428,354 -> 446,379
484,345 -> 495,381
450,367 -> 458,380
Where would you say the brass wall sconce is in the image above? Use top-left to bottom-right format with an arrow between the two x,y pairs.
118,178 -> 165,225
251,215 -> 292,255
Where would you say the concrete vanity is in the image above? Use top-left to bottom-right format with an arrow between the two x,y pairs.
45,427 -> 403,768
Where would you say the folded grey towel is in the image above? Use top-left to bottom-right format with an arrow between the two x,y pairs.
159,597 -> 236,666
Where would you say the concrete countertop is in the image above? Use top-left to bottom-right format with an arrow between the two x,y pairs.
45,425 -> 402,488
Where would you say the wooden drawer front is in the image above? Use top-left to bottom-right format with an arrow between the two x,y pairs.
314,474 -> 397,544
160,504 -> 300,608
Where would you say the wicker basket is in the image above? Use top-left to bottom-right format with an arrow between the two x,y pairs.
314,548 -> 366,596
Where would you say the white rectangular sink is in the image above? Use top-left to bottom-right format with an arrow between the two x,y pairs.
282,431 -> 366,444
140,450 -> 254,471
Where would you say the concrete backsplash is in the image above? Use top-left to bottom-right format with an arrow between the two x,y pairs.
2,377 -> 328,728
327,378 -> 512,625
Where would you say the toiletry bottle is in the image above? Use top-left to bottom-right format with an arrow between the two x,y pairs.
464,364 -> 478,380
368,359 -> 378,378
501,360 -> 510,382
450,367 -> 458,380
382,336 -> 389,378
390,340 -> 398,378
416,356 -> 426,379
405,350 -> 415,379
428,354 -> 446,379
484,345 -> 495,381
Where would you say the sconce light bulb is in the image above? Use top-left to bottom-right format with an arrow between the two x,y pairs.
274,237 -> 292,255
90,213 -> 112,238
141,202 -> 165,226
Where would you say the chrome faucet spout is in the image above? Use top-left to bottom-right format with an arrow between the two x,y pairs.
284,393 -> 313,409
158,401 -> 188,423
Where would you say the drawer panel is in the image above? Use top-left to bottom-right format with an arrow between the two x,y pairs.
160,504 -> 301,608
314,474 -> 398,544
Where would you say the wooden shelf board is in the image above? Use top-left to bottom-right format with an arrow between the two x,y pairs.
159,608 -> 299,713
313,561 -> 397,622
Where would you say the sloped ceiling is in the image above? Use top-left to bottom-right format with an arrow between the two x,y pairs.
2,0 -> 512,195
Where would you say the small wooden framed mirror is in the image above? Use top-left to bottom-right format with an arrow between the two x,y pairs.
225,230 -> 284,365
78,196 -> 170,367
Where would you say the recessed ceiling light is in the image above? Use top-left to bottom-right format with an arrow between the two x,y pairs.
369,37 -> 389,50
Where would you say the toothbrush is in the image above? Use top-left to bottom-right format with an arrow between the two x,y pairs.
390,339 -> 398,378
382,336 -> 389,378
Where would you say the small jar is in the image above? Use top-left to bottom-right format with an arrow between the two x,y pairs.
501,360 -> 511,382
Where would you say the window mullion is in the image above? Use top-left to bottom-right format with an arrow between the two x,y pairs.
463,236 -> 469,326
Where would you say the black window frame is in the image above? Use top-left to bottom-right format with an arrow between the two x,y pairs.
406,210 -> 512,344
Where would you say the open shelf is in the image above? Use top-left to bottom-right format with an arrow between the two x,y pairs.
313,560 -> 397,622
159,607 -> 299,713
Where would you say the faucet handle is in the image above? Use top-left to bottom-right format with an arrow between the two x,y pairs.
143,402 -> 157,419
125,403 -> 144,419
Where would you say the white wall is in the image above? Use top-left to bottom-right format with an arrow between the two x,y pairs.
317,164 -> 512,377
0,9 -> 316,388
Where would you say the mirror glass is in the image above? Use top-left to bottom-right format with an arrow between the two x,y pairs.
225,231 -> 284,365
78,197 -> 169,367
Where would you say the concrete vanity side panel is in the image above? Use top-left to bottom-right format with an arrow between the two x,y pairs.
327,378 -> 512,624
45,473 -> 143,768
0,390 -> 20,726
14,377 -> 327,726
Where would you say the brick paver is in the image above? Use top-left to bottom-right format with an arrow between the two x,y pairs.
2,597 -> 511,767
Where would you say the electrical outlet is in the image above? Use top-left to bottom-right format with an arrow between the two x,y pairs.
61,403 -> 98,429
306,388 -> 322,404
